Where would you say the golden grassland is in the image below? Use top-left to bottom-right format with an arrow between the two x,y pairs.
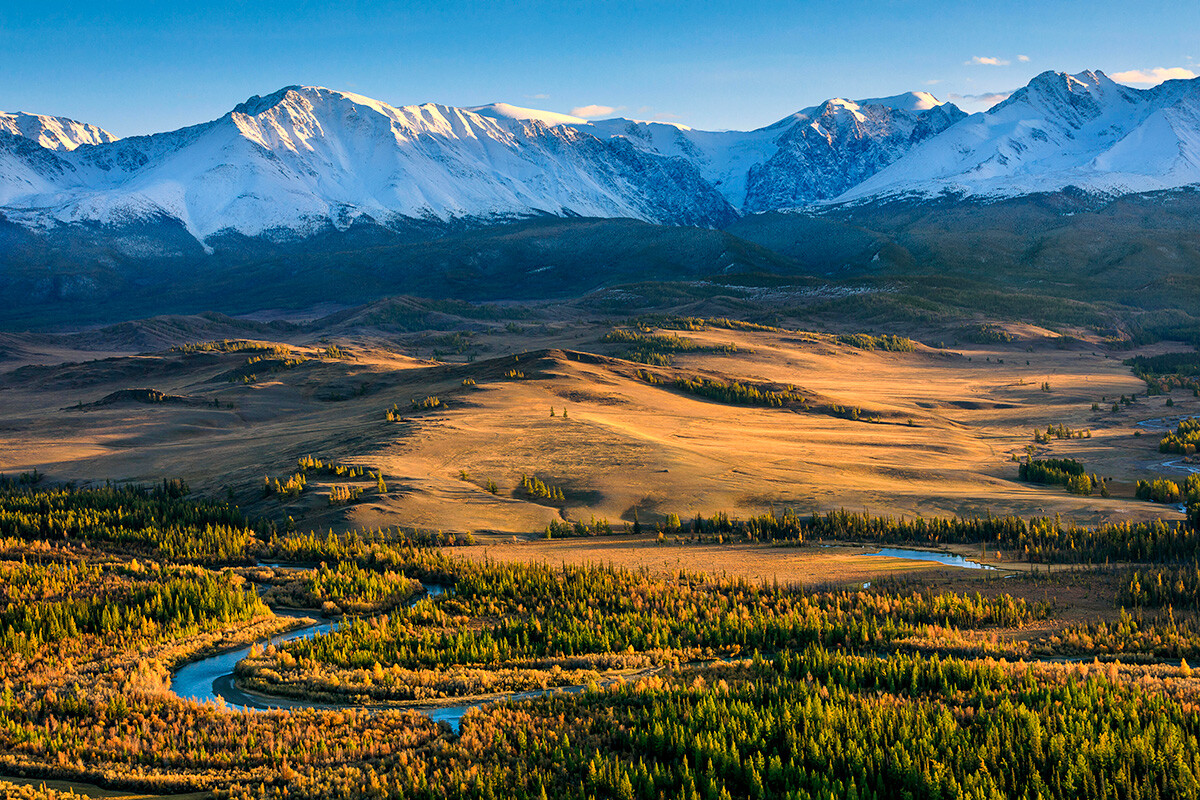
0,320 -> 1192,546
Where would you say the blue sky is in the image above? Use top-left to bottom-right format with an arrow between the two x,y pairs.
3,0 -> 1198,137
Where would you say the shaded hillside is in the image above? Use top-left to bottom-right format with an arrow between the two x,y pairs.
0,217 -> 796,329
729,189 -> 1200,315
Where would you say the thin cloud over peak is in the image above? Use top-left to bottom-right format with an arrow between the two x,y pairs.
966,56 -> 1010,66
570,104 -> 619,118
948,91 -> 1013,112
1017,55 -> 1031,62
1111,67 -> 1197,86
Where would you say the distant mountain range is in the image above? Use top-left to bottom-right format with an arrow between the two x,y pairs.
3,68 -> 1200,323
6,69 -> 1199,249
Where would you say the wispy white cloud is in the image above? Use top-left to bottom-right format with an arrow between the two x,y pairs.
570,104 -> 619,118
925,79 -> 944,86
1111,67 -> 1197,86
525,93 -> 551,100
966,56 -> 1010,66
1017,55 -> 1031,62
948,91 -> 1013,111
654,112 -> 683,121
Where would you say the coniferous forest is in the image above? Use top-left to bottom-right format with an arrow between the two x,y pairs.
2,480 -> 1200,799
12,1 -> 1200,796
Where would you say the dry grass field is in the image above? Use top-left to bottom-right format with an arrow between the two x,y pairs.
0,318 -> 1193,543
455,535 -> 1031,585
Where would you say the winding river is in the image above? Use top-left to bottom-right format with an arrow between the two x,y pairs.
170,582 -> 494,730
170,581 -> 608,732
169,548 -> 1014,727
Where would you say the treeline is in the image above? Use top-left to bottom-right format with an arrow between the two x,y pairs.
836,333 -> 916,352
959,322 -> 1014,343
1019,457 -> 1083,482
1120,566 -> 1200,609
655,506 -> 1200,563
171,339 -> 290,356
263,561 -> 422,614
1018,458 -> 1108,496
670,374 -> 804,408
1136,474 -> 1200,506
650,373 -> 877,422
1126,351 -> 1200,393
0,483 -> 254,562
264,528 -> 472,573
604,328 -> 735,365
1047,607 -> 1200,659
518,474 -> 565,502
1160,418 -> 1200,456
544,517 -> 613,538
643,314 -> 783,333
1033,423 -> 1090,442
1,571 -> 266,654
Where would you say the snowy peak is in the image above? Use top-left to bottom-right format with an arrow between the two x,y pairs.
855,91 -> 946,113
994,69 -> 1132,128
466,102 -> 588,127
734,93 -> 964,210
0,84 -> 736,243
840,68 -> 1200,201
0,111 -> 116,151
231,86 -> 305,117
5,71 -> 1200,251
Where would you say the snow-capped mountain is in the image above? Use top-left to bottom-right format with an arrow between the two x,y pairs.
507,90 -> 963,211
841,70 -> 1200,201
0,112 -> 116,151
4,70 -> 1200,256
0,86 -> 967,247
0,87 -> 739,243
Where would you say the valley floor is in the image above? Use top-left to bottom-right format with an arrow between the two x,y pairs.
0,313 -> 1190,538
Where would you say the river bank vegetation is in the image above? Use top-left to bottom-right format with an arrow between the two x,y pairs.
5,482 -> 1200,798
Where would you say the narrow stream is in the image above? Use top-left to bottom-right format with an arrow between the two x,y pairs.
171,582 -> 488,729
1162,458 -> 1200,475
1128,415 -> 1200,476
171,580 -> 600,732
861,546 -> 997,570
1135,415 -> 1193,431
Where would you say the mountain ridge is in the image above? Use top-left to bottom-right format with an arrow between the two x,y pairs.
0,83 -> 968,245
3,69 -> 1200,273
